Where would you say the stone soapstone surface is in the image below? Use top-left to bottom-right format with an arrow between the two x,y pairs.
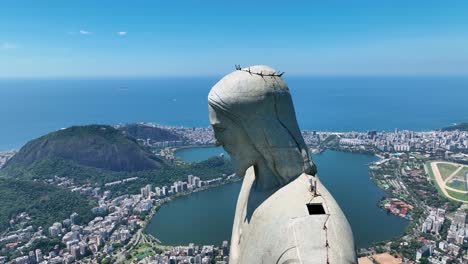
208,65 -> 315,187
233,168 -> 356,264
208,65 -> 357,264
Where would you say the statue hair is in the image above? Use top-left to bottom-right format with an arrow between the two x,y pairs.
208,68 -> 316,185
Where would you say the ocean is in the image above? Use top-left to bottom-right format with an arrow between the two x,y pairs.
0,76 -> 467,150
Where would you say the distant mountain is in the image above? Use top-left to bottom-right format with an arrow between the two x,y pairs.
118,123 -> 182,142
441,123 -> 468,132
5,125 -> 163,172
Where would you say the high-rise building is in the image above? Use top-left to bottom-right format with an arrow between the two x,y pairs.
169,256 -> 177,264
14,256 -> 29,264
49,223 -> 62,237
70,245 -> 81,258
79,241 -> 87,255
35,249 -> 43,262
416,245 -> 431,261
64,254 -> 75,264
66,239 -> 79,250
146,184 -> 152,194
454,212 -> 466,228
188,246 -> 194,256
222,240 -> 229,255
193,177 -> 201,188
28,251 -> 37,264
70,212 -> 79,225
63,218 -> 72,229
432,219 -> 443,234
49,257 -> 63,264
141,186 -> 149,198
188,174 -> 194,185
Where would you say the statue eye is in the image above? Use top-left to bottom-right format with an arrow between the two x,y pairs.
213,125 -> 226,133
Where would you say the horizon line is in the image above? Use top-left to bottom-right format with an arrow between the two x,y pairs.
1,73 -> 468,80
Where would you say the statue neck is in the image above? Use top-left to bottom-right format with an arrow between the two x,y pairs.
243,160 -> 284,221
252,160 -> 281,191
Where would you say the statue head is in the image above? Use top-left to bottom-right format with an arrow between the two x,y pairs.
208,65 -> 316,190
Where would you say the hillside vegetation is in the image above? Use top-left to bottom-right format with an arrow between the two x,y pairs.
118,123 -> 182,142
441,122 -> 468,132
0,178 -> 95,231
4,125 -> 163,172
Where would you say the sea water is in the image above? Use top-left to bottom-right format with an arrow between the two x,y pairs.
1,76 -> 467,150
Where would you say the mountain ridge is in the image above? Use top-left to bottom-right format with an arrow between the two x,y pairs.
4,125 -> 163,172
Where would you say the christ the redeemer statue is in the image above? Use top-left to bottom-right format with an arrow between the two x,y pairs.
208,65 -> 357,264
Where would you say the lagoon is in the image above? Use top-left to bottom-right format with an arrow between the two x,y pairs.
146,148 -> 409,248
174,147 -> 228,162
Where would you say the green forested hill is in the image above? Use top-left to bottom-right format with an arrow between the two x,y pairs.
0,125 -> 164,231
0,178 -> 95,231
4,125 -> 163,172
441,122 -> 468,131
118,123 -> 182,142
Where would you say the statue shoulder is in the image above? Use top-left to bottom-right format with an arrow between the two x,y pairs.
231,174 -> 357,264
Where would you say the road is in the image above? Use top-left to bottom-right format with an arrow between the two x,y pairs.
114,229 -> 142,263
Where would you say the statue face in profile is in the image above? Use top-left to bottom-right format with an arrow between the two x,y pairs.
208,65 -> 316,191
208,104 -> 263,178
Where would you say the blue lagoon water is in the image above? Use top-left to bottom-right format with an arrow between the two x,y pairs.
1,76 -> 467,150
175,147 -> 228,162
147,148 -> 408,248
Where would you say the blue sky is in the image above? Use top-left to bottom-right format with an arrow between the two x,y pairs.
1,0 -> 467,78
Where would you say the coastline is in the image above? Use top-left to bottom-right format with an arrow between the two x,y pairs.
143,175 -> 241,242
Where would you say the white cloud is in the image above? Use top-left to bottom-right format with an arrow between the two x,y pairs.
0,42 -> 16,49
79,30 -> 92,35
117,31 -> 127,36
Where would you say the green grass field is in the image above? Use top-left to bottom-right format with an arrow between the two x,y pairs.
447,189 -> 468,202
455,167 -> 468,178
436,163 -> 459,180
447,179 -> 466,191
130,243 -> 158,261
426,161 -> 467,202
